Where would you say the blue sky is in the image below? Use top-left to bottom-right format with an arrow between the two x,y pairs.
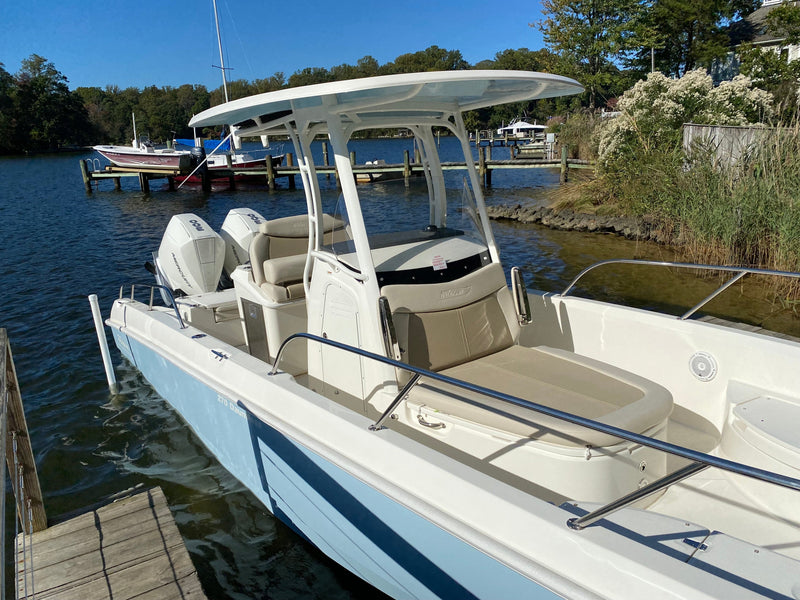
1,1 -> 547,91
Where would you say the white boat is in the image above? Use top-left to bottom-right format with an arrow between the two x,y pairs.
497,117 -> 546,138
355,159 -> 403,183
94,114 -> 191,171
104,70 -> 800,600
93,140 -> 192,170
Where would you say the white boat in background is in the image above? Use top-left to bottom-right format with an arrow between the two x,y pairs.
93,142 -> 191,170
497,117 -> 546,138
104,71 -> 800,599
94,114 -> 191,170
355,159 -> 403,183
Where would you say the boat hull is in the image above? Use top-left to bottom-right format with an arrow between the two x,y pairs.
109,323 -> 567,600
94,145 -> 191,170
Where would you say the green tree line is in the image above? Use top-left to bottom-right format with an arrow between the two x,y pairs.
0,46 -> 581,154
4,0 -> 799,156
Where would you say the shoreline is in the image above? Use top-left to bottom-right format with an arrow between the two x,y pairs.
486,203 -> 673,245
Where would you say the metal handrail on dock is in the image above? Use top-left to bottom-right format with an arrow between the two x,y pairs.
2,327 -> 207,599
560,259 -> 800,320
1,328 -> 47,600
267,332 -> 800,530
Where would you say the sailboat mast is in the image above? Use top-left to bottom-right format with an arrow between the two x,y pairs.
213,0 -> 229,103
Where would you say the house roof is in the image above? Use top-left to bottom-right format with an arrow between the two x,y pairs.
732,0 -> 800,46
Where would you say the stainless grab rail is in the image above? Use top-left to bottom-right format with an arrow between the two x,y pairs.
269,332 -> 800,495
567,461 -> 709,530
559,259 -> 800,320
118,284 -> 186,329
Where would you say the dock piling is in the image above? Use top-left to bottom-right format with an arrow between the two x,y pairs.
322,142 -> 330,179
478,146 -> 487,186
560,146 -> 569,184
138,173 -> 150,193
286,153 -> 296,189
266,154 -> 276,190
80,160 -> 93,193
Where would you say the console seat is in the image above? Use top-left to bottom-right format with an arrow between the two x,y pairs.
249,214 -> 346,303
381,263 -> 673,448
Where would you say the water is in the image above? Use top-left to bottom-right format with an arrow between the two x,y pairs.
1,138 -> 797,599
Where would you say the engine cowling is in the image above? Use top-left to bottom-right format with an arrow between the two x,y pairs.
219,207 -> 266,277
156,214 -> 224,296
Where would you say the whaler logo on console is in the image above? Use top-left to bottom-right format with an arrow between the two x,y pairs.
440,286 -> 471,300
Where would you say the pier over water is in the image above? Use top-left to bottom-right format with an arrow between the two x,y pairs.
2,330 -> 207,600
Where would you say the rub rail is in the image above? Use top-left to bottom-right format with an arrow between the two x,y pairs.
269,332 -> 800,529
559,259 -> 800,320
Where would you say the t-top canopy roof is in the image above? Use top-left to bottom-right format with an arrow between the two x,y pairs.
188,70 -> 583,134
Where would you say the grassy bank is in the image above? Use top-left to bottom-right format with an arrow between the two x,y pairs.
550,122 -> 800,291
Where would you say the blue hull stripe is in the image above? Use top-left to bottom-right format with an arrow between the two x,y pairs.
112,328 -> 563,600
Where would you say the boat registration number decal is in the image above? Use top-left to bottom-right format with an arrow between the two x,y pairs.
217,394 -> 247,419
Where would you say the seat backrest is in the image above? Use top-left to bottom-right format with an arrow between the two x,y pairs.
249,214 -> 346,301
380,263 -> 519,372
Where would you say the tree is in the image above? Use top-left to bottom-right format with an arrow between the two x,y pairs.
537,0 -> 642,107
13,54 -> 91,150
287,67 -> 333,88
738,43 -> 800,120
0,63 -> 15,153
252,73 -> 286,94
380,46 -> 468,74
637,0 -> 759,76
735,2 -> 800,120
470,48 -> 576,128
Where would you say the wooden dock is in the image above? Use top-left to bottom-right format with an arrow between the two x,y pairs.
2,328 -> 207,600
81,144 -> 594,193
16,487 -> 206,600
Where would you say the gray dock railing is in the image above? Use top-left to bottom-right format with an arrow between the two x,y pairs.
1,328 -> 47,600
1,327 -> 207,600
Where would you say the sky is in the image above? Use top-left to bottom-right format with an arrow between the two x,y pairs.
0,0 -> 547,91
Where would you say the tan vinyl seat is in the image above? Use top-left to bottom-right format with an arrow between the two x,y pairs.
250,214 -> 346,302
414,345 -> 673,447
381,263 -> 673,447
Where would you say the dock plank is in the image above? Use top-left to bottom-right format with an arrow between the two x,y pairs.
16,487 -> 206,600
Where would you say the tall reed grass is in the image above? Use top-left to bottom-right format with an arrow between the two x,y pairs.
596,124 -> 800,280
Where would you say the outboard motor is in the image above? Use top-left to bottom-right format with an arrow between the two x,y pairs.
189,146 -> 208,176
152,214 -> 225,301
219,207 -> 266,286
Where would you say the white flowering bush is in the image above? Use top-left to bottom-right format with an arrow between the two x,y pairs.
596,70 -> 774,171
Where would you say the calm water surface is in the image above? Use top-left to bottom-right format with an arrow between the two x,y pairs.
1,138 -> 797,599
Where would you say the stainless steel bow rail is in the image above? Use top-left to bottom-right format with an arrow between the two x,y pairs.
560,259 -> 800,320
1,328 -> 47,600
269,332 -> 800,531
